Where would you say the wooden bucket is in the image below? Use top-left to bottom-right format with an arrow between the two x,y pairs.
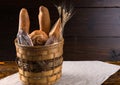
14,39 -> 64,85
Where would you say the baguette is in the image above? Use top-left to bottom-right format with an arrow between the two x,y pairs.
38,6 -> 51,35
49,18 -> 61,40
18,8 -> 30,33
45,18 -> 61,45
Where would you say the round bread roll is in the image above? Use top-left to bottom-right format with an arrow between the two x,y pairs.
29,30 -> 48,46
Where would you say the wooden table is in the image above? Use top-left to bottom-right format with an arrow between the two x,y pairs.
0,61 -> 120,85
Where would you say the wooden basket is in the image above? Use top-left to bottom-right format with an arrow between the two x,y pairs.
14,39 -> 64,85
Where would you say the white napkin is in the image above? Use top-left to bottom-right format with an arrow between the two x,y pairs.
0,61 -> 120,85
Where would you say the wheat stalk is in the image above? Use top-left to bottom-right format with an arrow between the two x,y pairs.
52,0 -> 74,36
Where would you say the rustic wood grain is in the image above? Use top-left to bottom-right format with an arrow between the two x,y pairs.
102,61 -> 120,85
0,61 -> 18,79
65,8 -> 120,36
1,0 -> 120,8
74,0 -> 120,7
63,37 -> 120,60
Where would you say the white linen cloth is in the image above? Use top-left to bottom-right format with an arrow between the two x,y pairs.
0,61 -> 120,85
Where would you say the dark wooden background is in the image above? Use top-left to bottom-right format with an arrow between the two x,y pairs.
0,0 -> 120,61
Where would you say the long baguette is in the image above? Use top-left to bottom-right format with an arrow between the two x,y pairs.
18,8 -> 30,33
49,18 -> 61,39
38,6 -> 51,35
17,8 -> 33,46
45,18 -> 61,45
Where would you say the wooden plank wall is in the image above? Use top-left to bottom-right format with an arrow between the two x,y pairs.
0,0 -> 120,61
64,0 -> 120,61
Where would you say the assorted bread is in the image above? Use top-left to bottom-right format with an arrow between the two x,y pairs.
17,5 -> 61,46
17,4 -> 73,46
29,6 -> 50,46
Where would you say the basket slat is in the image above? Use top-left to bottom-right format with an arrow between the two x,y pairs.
18,65 -> 62,77
15,39 -> 64,85
20,71 -> 62,85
